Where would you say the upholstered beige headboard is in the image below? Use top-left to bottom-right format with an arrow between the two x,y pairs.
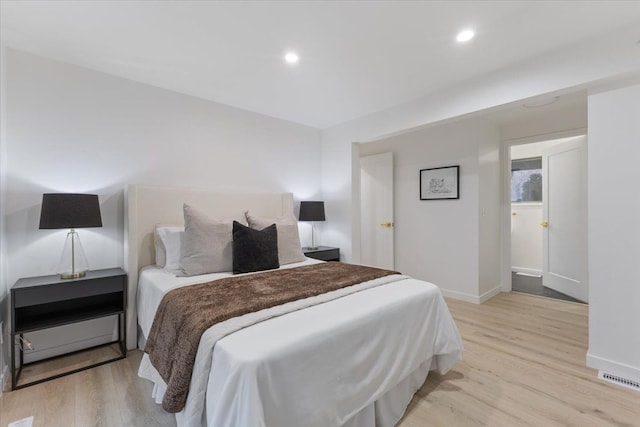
124,184 -> 294,349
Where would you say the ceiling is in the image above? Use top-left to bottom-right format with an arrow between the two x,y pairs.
2,1 -> 639,129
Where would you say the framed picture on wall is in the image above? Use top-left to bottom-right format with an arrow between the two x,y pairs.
420,165 -> 459,200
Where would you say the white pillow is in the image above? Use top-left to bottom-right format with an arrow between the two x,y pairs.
246,212 -> 305,265
180,204 -> 247,276
156,226 -> 184,271
154,229 -> 166,267
154,225 -> 183,267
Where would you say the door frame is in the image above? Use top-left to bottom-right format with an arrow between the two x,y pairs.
500,127 -> 587,292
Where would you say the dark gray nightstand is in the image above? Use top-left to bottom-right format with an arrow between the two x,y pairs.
304,246 -> 340,261
10,268 -> 127,389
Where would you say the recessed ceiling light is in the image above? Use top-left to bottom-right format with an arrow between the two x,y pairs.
456,29 -> 475,43
284,52 -> 299,64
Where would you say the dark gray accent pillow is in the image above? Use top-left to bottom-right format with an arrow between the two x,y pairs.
232,221 -> 279,274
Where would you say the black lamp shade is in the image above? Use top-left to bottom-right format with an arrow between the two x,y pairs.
299,201 -> 325,222
39,193 -> 103,229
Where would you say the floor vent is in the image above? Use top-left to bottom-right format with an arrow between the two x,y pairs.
598,371 -> 640,392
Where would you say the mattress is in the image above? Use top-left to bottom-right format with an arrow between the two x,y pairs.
137,260 -> 463,427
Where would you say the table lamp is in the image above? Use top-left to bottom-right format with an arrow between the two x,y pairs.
39,193 -> 103,279
299,201 -> 325,250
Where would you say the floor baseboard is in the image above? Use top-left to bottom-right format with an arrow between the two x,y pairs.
515,271 -> 542,278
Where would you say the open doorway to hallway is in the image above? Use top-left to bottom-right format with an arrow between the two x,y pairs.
509,136 -> 587,304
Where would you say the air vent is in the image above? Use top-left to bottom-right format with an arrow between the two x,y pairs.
598,371 -> 640,392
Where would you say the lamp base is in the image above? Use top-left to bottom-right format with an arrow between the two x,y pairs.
305,246 -> 319,251
60,270 -> 87,280
57,229 -> 90,280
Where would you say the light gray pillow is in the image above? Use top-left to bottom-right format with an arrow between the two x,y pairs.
246,212 -> 305,265
180,204 -> 247,276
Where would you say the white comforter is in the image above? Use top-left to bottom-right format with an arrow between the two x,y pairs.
138,260 -> 463,427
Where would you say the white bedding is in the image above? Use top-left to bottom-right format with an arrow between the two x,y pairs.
137,258 -> 323,341
137,260 -> 463,427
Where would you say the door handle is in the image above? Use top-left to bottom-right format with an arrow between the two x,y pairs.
540,221 -> 549,228
380,222 -> 393,228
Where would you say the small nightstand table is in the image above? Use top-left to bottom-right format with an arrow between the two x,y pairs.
303,246 -> 340,261
10,267 -> 127,390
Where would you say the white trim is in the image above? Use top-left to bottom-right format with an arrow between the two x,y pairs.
440,286 -> 502,305
440,288 -> 480,304
504,127 -> 588,147
0,42 -> 9,395
512,267 -> 543,276
500,141 -> 512,292
351,142 -> 362,265
479,285 -> 503,304
587,351 -> 640,384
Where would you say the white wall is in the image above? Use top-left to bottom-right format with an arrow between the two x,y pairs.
359,118 -> 501,302
3,49 -> 321,358
0,44 -> 9,391
500,102 -> 587,142
320,25 -> 638,265
511,139 -> 575,160
587,83 -> 640,383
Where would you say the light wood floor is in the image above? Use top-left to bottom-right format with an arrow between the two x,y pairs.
398,293 -> 639,427
1,292 -> 638,427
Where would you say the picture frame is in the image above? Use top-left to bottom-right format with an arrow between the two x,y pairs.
420,165 -> 459,200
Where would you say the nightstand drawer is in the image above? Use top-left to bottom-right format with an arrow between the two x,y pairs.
13,276 -> 125,308
304,246 -> 340,261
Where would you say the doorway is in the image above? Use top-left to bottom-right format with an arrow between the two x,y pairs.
360,152 -> 394,270
509,135 -> 588,303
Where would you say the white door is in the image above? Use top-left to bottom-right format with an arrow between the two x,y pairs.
542,136 -> 588,302
360,152 -> 394,269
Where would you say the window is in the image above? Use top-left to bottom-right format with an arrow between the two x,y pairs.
511,157 -> 542,202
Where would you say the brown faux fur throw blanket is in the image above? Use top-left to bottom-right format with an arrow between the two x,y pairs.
145,262 -> 399,412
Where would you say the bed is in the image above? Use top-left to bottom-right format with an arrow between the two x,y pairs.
125,184 -> 463,427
